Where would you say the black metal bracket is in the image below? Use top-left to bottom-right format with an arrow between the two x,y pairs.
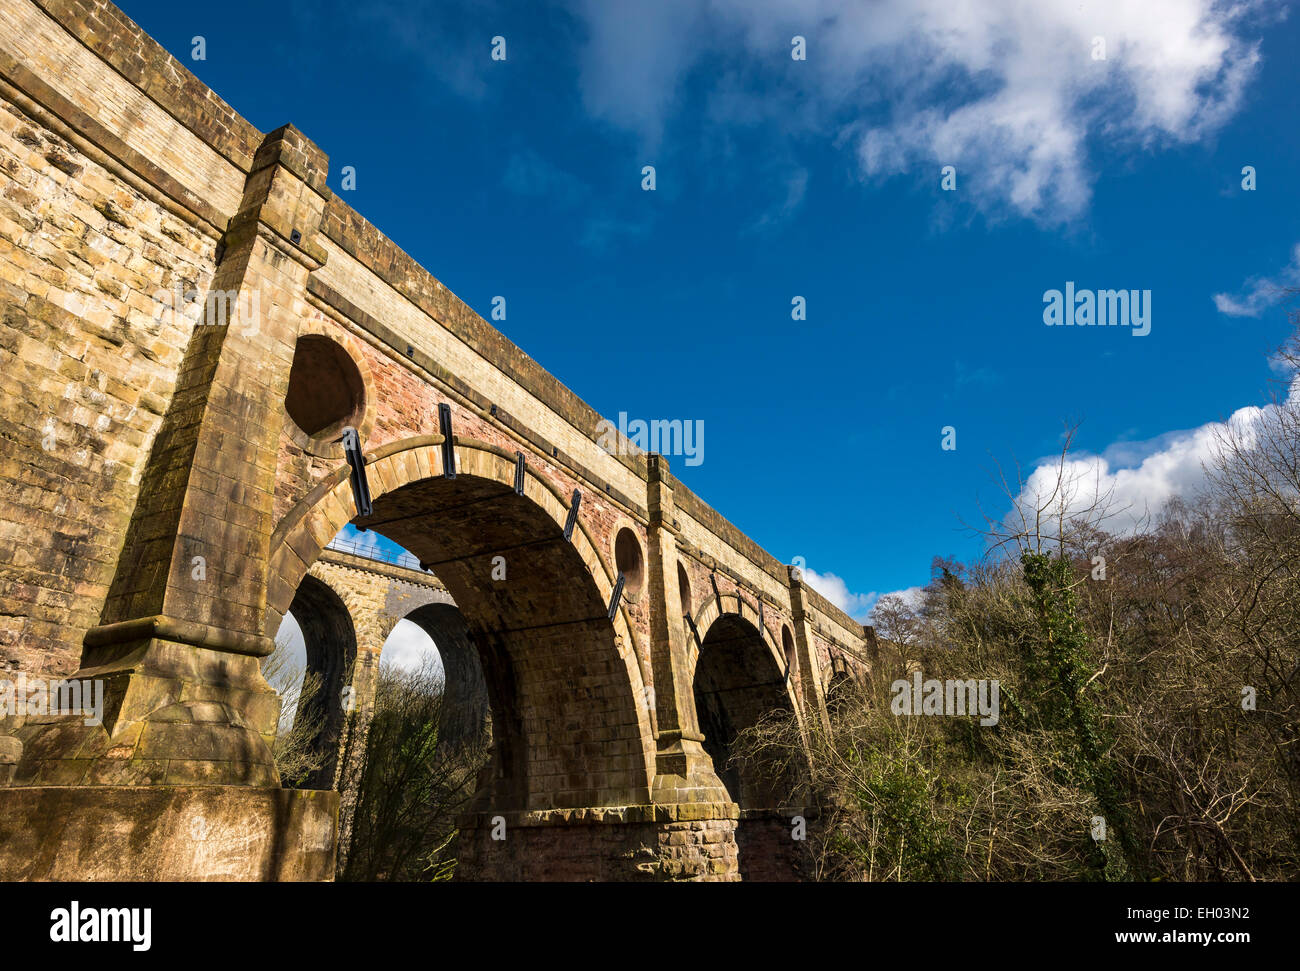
607,572 -> 626,621
685,613 -> 703,651
342,426 -> 372,521
514,451 -> 526,496
758,599 -> 765,632
563,489 -> 581,541
438,403 -> 456,479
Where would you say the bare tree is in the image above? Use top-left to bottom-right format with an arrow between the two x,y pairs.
340,657 -> 489,881
260,626 -> 328,788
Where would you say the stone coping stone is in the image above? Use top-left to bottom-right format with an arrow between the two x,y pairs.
457,802 -> 742,829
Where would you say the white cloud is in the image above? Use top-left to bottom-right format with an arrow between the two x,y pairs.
270,612 -> 307,734
1214,243 -> 1300,317
335,523 -> 380,555
875,585 -> 925,608
276,611 -> 307,671
380,619 -> 445,678
270,614 -> 444,730
801,566 -> 877,621
864,585 -> 926,628
573,0 -> 1273,222
1011,391 -> 1297,537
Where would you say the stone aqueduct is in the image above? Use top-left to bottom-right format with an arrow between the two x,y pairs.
0,0 -> 873,880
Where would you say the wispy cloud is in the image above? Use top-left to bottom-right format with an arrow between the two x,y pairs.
353,0 -> 508,102
501,148 -> 656,251
748,167 -> 808,233
574,0 -> 707,148
1214,243 -> 1300,317
503,148 -> 591,208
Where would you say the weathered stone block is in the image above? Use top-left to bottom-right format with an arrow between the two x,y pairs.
0,785 -> 337,880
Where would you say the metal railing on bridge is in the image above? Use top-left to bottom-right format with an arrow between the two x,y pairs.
324,536 -> 433,574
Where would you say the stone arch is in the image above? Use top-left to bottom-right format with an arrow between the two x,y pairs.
267,434 -> 655,811
285,573 -> 357,790
825,651 -> 853,709
689,592 -> 805,810
688,592 -> 789,689
379,585 -> 457,643
401,601 -> 492,755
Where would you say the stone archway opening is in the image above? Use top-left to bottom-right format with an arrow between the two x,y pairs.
694,611 -> 815,881
268,446 -> 669,879
692,613 -> 792,810
336,595 -> 492,882
402,602 -> 492,757
346,471 -> 650,814
825,652 -> 855,712
277,573 -> 357,790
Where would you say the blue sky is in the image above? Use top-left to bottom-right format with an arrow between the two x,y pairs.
121,0 -> 1300,622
